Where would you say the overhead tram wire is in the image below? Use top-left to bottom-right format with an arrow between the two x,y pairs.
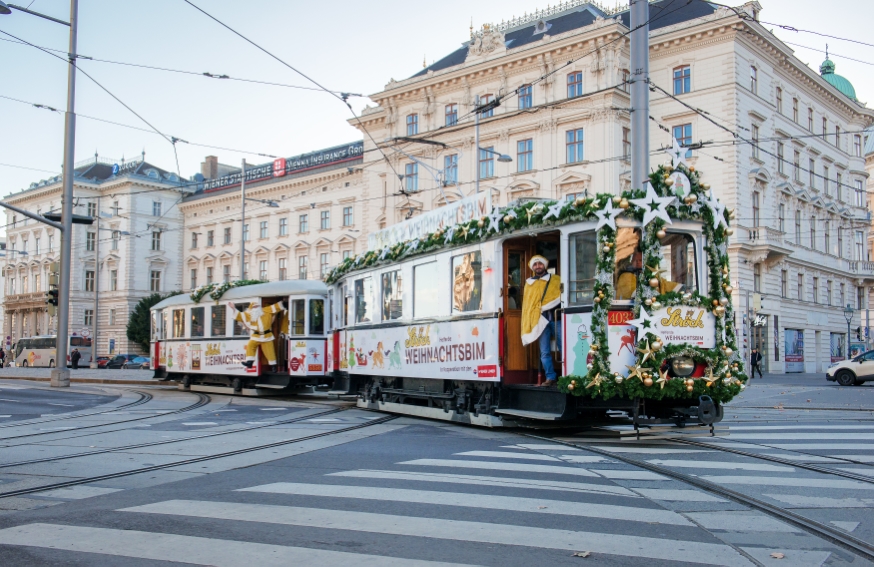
179,0 -> 406,194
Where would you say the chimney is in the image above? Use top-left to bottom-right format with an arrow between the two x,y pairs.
201,156 -> 219,179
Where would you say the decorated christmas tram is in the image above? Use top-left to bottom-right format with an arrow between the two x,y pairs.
150,280 -> 329,394
326,162 -> 746,427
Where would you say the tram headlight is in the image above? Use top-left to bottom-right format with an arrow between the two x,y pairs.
670,356 -> 695,377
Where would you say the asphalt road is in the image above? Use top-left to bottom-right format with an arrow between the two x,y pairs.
0,377 -> 870,566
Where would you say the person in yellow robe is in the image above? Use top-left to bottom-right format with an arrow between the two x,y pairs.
228,300 -> 287,371
521,256 -> 562,385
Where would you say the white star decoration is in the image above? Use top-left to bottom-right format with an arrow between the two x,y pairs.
594,199 -> 622,231
543,201 -> 564,221
702,190 -> 728,229
627,306 -> 665,342
378,247 -> 391,260
666,136 -> 688,167
630,182 -> 674,227
487,208 -> 504,233
443,225 -> 456,243
407,238 -> 420,251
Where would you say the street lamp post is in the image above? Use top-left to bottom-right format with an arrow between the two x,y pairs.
844,303 -> 854,360
0,0 -> 78,387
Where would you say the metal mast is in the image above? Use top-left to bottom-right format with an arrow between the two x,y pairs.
630,0 -> 650,191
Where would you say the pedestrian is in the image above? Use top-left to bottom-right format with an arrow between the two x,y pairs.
0,348 -> 5,369
750,347 -> 763,379
70,348 -> 81,370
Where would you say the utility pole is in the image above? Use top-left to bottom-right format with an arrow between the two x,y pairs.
90,196 -> 99,369
239,159 -> 246,280
629,0 -> 650,191
474,95 -> 481,194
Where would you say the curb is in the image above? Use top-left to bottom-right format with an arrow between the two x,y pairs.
0,375 -> 172,386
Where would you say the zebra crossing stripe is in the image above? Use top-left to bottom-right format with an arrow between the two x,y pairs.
646,459 -> 795,472
397,459 -> 667,480
701,475 -> 874,490
237,482 -> 691,525
120,500 -> 753,566
0,523 -> 478,567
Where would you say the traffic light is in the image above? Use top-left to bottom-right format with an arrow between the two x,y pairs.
46,288 -> 59,316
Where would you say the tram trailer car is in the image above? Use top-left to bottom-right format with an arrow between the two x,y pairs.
150,281 -> 329,395
326,174 -> 745,427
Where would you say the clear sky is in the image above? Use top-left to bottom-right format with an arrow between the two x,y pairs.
0,0 -> 870,198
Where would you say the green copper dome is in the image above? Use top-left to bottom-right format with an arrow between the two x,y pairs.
820,58 -> 857,101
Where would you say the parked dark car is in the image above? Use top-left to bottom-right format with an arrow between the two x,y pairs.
122,356 -> 150,370
96,356 -> 111,369
105,354 -> 140,369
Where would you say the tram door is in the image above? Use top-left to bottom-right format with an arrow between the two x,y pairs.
502,233 -> 560,384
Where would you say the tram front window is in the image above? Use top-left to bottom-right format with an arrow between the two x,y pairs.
659,232 -> 698,294
569,231 -> 596,305
291,299 -> 306,335
309,299 -> 324,335
614,228 -> 642,300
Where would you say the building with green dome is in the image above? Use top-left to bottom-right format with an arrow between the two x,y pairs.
820,57 -> 858,102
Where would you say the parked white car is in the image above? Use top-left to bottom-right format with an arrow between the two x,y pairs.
826,350 -> 874,386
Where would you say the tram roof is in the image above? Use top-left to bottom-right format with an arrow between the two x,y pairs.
151,280 -> 328,311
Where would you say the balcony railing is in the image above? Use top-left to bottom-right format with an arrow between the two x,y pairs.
746,226 -> 785,245
846,260 -> 874,275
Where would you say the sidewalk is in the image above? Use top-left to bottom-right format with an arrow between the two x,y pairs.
0,367 -> 169,386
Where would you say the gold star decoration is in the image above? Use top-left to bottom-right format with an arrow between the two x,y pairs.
459,225 -> 470,239
656,367 -> 670,389
646,263 -> 667,279
526,206 -> 538,224
586,373 -> 605,389
637,340 -> 655,364
705,365 -> 717,387
626,364 -> 645,382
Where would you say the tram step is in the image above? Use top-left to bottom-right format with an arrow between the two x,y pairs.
494,408 -> 573,421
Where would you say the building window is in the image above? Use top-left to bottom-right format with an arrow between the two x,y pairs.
752,263 -> 762,292
150,270 -> 161,292
151,231 -> 161,251
206,267 -> 213,284
445,103 -> 458,126
242,224 -> 249,242
111,231 -> 119,250
222,265 -> 230,283
778,203 -> 785,232
777,142 -> 787,174
823,165 -> 830,196
257,221 -> 267,239
243,262 -> 249,279
838,228 -> 844,258
794,210 -> 801,243
207,230 -> 214,246
87,202 -> 97,218
299,214 -> 308,233
343,250 -> 352,261
343,206 -> 353,227
835,125 -> 841,149
813,277 -> 819,304
298,256 -> 308,280
152,201 -> 162,217
84,270 -> 95,292
406,113 -> 418,135
110,269 -> 118,291
191,232 -> 198,249
856,230 -> 865,261
190,269 -> 197,289
320,253 -> 330,278
776,87 -> 782,113
858,286 -> 865,310
808,107 -> 814,131
109,309 -> 116,326
810,216 -> 817,249
855,180 -> 865,207
750,66 -> 757,94
854,134 -> 863,157
673,124 -> 692,158
837,172 -> 843,202
809,158 -> 816,189
517,139 -> 533,172
752,192 -> 760,237
84,309 -> 94,326
822,117 -> 828,139
751,124 -> 760,159
223,227 -> 232,244
518,84 -> 532,109
21,238 -> 26,254
826,280 -> 833,306
622,127 -> 631,160
479,94 -> 494,118
279,218 -> 288,236
673,65 -> 691,95
86,232 -> 96,252
792,97 -> 798,122
825,220 -> 831,253
479,147 -> 495,178
840,282 -> 845,306
320,210 -> 330,230
259,260 -> 267,281
566,129 -> 585,163
781,269 -> 787,297
443,154 -> 458,185
567,71 -> 583,98
793,150 -> 801,182
48,235 -> 53,253
405,162 -> 418,191
278,258 -> 287,281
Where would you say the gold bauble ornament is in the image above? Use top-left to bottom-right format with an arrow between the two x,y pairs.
719,297 -> 729,306
619,199 -> 630,209
613,196 -> 622,204
713,306 -> 726,316
503,215 -> 513,224
477,219 -> 485,228
590,344 -> 599,351
643,377 -> 654,387
683,196 -> 692,205
656,229 -> 667,239
686,384 -> 694,392
688,193 -> 698,203
664,178 -> 675,187
652,340 -> 663,351
725,228 -> 734,236
587,363 -> 594,370
575,197 -> 586,206
594,297 -> 601,303
652,301 -> 662,310
567,383 -> 575,391
725,372 -> 732,378
614,376 -> 624,384
689,166 -> 696,172
603,246 -> 611,253
645,298 -> 653,306
724,347 -> 733,356
649,278 -> 660,288
723,285 -> 733,294
712,300 -> 720,306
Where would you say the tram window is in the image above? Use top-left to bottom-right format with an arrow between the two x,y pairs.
210,305 -> 226,337
151,311 -> 159,341
172,309 -> 185,338
291,299 -> 306,335
614,228 -> 642,300
190,307 -> 205,338
232,303 -> 249,336
569,231 -> 597,305
309,299 -> 324,335
354,277 -> 373,324
414,262 -> 439,318
659,232 -> 698,294
162,311 -> 168,341
342,285 -> 350,326
382,270 -> 403,320
452,251 -> 482,313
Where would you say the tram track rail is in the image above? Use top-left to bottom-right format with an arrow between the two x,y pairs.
0,413 -> 397,500
0,393 -> 211,442
526,433 -> 874,562
0,407 -> 346,469
0,390 -> 153,430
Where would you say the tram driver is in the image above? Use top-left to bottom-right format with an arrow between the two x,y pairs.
521,255 -> 562,387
